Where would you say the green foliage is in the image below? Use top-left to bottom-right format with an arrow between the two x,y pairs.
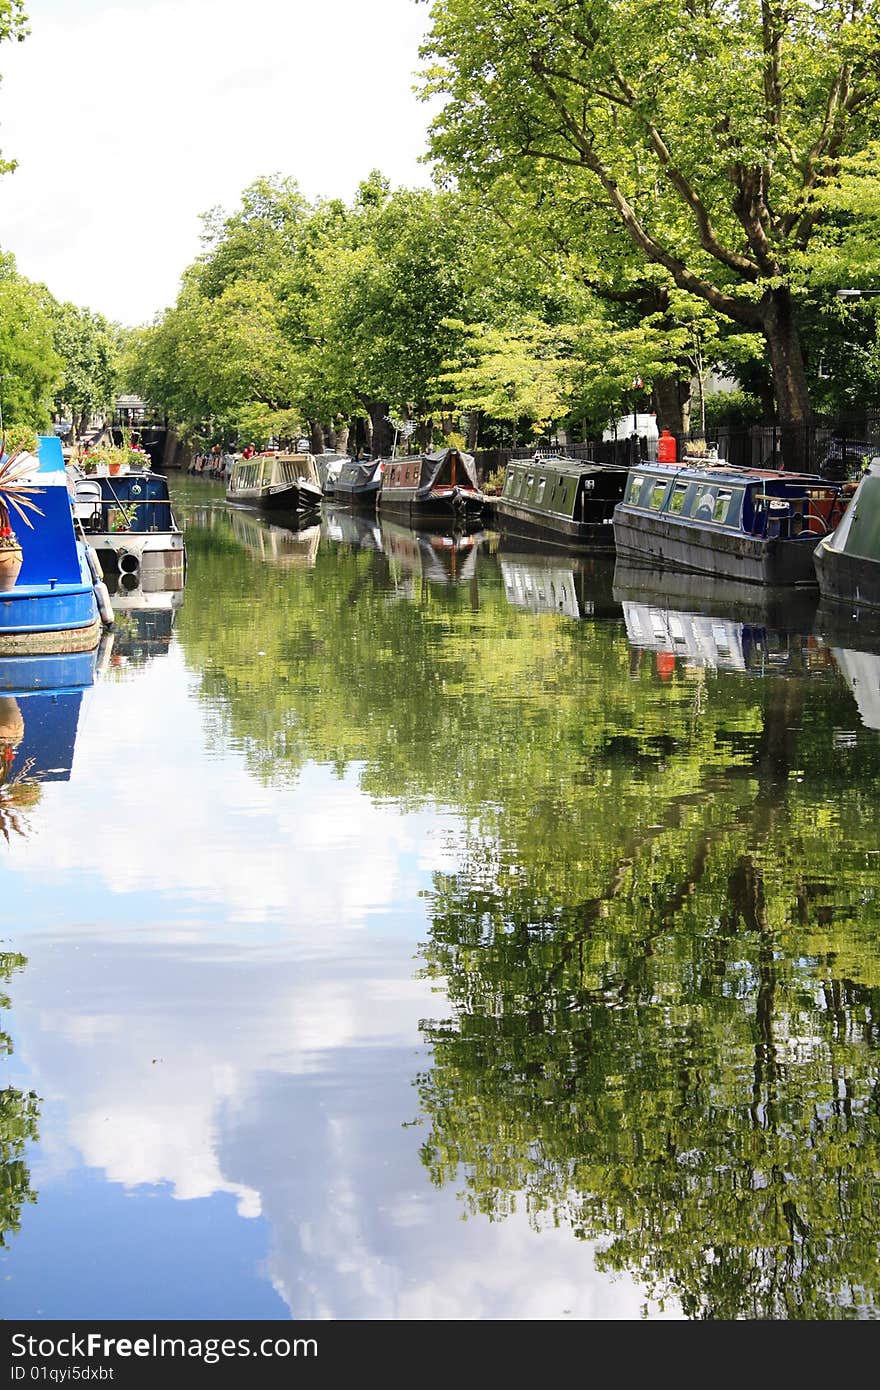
51,302 -> 120,436
0,253 -> 62,430
420,0 -> 880,447
0,1 -> 29,176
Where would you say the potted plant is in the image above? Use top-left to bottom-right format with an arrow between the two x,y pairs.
0,438 -> 46,591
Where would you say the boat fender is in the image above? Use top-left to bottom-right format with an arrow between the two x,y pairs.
85,544 -> 104,584
94,579 -> 114,628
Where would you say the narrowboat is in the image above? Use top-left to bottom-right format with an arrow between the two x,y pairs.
317,452 -> 349,497
68,463 -> 186,587
813,460 -> 880,609
0,435 -> 108,657
379,447 -> 483,525
331,455 -> 384,508
226,450 -> 323,512
493,456 -> 628,549
612,460 -> 845,585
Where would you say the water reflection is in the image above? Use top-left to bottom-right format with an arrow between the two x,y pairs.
2,489 -> 880,1319
228,508 -> 322,569
500,548 -> 618,621
322,505 -> 383,554
381,518 -> 487,588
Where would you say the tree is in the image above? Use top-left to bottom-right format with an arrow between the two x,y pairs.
0,1 -> 28,176
0,253 -> 62,429
421,1 -> 880,466
51,303 -> 120,441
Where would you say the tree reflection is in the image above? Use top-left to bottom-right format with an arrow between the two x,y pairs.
176,507 -> 880,1316
415,678 -> 880,1319
0,949 -> 39,1250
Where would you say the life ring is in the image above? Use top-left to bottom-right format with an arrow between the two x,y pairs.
94,579 -> 114,627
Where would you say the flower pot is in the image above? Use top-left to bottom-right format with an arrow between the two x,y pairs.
0,543 -> 23,591
109,463 -> 121,475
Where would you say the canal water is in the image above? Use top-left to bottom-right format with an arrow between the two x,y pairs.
2,475 -> 879,1320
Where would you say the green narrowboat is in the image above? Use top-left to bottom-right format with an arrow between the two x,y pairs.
493,455 -> 628,549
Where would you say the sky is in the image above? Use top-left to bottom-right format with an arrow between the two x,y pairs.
0,0 -> 437,326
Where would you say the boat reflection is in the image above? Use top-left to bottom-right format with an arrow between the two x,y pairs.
101,574 -> 185,670
228,507 -> 322,569
613,560 -> 820,675
381,518 -> 487,587
499,546 -> 618,620
321,504 -> 384,553
0,653 -> 96,839
814,601 -> 880,731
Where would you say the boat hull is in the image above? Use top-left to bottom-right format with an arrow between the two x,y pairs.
0,581 -> 101,655
612,509 -> 820,586
331,480 -> 382,508
492,499 -> 617,551
227,481 -> 323,512
380,487 -> 483,524
92,533 -> 186,586
814,541 -> 880,610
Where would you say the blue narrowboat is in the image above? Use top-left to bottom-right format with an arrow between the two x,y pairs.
0,436 -> 106,657
612,460 -> 845,586
494,455 -> 628,550
814,459 -> 880,610
69,463 -> 186,586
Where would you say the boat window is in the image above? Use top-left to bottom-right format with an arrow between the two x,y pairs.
647,480 -> 669,510
626,474 -> 646,504
693,487 -> 717,521
669,483 -> 689,514
536,478 -> 546,504
712,489 -> 734,524
505,469 -> 515,496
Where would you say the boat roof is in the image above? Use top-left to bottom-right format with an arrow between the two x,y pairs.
642,459 -> 831,485
512,454 -> 627,476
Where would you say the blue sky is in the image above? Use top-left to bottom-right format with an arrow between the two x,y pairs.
0,1 -> 436,325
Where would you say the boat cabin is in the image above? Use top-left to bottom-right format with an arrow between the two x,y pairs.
501,457 -> 626,523
620,465 -> 842,539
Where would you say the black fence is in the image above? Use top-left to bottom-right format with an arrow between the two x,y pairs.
473,417 -> 880,485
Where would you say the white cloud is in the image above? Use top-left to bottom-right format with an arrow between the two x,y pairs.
0,1 -> 437,323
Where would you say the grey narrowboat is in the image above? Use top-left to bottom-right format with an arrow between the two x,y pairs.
814,460 -> 880,609
612,461 -> 845,586
331,455 -> 384,508
379,447 -> 483,524
493,456 -> 628,549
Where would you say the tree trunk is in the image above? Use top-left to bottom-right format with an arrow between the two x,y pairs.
467,409 -> 482,452
325,422 -> 337,450
762,288 -> 812,472
652,373 -> 691,435
368,402 -> 394,458
309,420 -> 325,454
334,419 -> 350,454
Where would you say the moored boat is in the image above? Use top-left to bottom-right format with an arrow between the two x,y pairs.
813,460 -> 880,609
494,455 -> 628,550
331,455 -> 384,508
68,463 -> 186,587
379,447 -> 483,525
0,435 -> 108,657
612,459 -> 844,586
226,450 -> 323,512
